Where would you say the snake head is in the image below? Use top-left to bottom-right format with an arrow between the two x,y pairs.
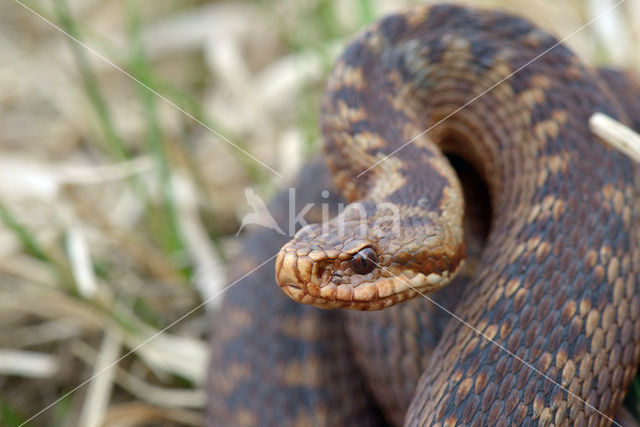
275,201 -> 465,310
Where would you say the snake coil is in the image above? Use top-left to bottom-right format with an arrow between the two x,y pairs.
211,4 -> 640,426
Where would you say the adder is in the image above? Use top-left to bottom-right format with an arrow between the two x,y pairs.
208,4 -> 640,426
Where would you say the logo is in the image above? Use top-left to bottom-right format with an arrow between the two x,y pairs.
235,187 -> 401,238
236,188 -> 285,236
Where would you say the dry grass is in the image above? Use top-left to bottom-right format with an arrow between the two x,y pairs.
0,0 -> 638,425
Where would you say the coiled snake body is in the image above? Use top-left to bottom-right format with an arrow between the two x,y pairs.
209,4 -> 640,426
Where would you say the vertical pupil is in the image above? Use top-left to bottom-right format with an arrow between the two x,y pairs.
359,254 -> 368,268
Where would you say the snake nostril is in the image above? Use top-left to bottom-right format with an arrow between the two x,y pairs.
351,247 -> 377,275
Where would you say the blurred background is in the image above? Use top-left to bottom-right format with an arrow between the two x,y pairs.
0,0 -> 638,425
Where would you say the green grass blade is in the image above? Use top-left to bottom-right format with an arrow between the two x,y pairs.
124,0 -> 184,256
53,0 -> 129,160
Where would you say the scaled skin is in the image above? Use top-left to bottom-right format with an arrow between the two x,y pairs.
274,4 -> 640,426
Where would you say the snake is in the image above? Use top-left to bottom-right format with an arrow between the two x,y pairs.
208,4 -> 640,426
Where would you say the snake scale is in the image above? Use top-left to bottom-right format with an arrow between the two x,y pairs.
208,4 -> 640,426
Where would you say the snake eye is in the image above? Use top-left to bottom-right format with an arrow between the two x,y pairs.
350,247 -> 377,275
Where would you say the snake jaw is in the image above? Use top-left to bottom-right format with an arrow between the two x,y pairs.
275,267 -> 460,311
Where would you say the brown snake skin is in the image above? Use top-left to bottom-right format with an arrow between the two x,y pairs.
209,4 -> 640,426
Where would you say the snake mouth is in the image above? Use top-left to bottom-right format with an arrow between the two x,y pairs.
279,277 -> 419,310
276,247 -> 464,311
280,282 -> 419,310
